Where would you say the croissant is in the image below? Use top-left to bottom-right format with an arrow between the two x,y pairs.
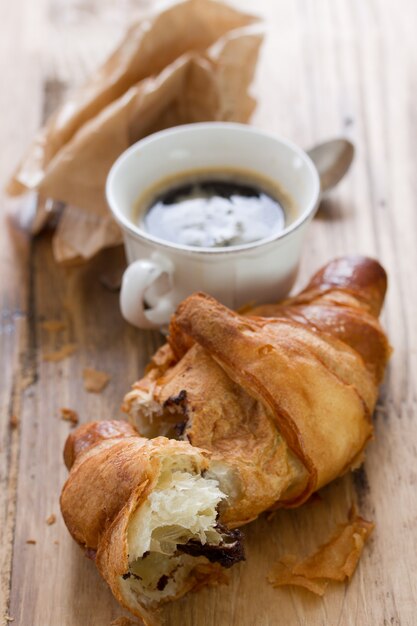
60,420 -> 244,623
123,256 -> 391,525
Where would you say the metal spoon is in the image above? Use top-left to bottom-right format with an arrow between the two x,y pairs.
307,138 -> 355,194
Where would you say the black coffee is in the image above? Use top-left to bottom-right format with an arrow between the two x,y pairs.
136,169 -> 291,248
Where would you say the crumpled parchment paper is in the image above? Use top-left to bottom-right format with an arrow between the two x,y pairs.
7,0 -> 263,264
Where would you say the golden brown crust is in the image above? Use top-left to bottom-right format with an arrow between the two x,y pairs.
298,255 -> 387,316
125,256 -> 390,514
167,256 -> 390,368
252,304 -> 391,383
95,484 -> 155,623
60,422 -> 231,622
61,432 -> 149,549
63,419 -> 137,469
168,317 -> 195,361
156,344 -> 297,524
248,256 -> 391,383
173,293 -> 375,505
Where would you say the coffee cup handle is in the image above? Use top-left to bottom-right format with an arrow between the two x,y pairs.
120,255 -> 175,329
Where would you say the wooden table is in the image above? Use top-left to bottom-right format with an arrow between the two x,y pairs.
1,0 -> 416,624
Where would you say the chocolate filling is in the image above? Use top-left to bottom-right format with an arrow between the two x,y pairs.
174,420 -> 187,437
157,574 -> 169,591
122,571 -> 142,581
163,389 -> 187,409
177,525 -> 245,568
162,389 -> 190,439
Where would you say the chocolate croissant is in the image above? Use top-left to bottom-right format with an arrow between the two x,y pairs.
60,420 -> 244,623
123,256 -> 391,524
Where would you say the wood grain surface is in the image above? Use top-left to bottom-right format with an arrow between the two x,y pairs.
1,0 -> 416,624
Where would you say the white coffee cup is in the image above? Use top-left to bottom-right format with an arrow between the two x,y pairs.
106,123 -> 320,329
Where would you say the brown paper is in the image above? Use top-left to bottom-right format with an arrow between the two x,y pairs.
7,0 -> 263,264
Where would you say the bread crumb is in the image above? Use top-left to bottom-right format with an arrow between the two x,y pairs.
9,414 -> 19,430
46,514 -> 56,525
83,368 -> 111,393
4,615 -> 14,622
60,408 -> 79,427
26,539 -> 36,545
43,343 -> 77,362
41,320 -> 67,333
54,540 -> 59,545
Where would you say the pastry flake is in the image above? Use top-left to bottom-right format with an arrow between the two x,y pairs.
267,509 -> 374,595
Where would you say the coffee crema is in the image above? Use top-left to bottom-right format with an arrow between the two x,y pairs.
134,168 -> 294,249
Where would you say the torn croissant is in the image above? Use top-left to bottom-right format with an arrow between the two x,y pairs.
123,256 -> 391,525
60,421 -> 244,623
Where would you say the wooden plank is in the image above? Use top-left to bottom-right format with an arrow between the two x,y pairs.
0,0 -> 47,619
1,0 -> 417,624
8,237 -> 162,625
